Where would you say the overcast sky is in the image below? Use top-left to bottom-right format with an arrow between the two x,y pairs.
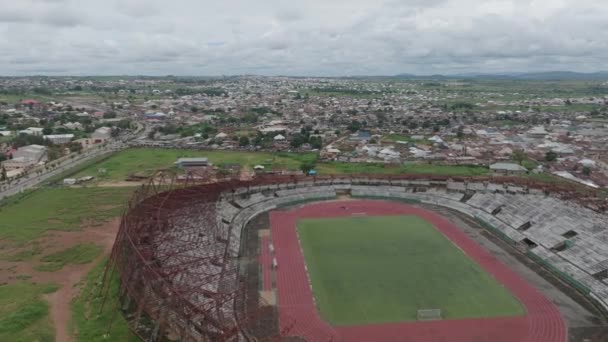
1,0 -> 607,76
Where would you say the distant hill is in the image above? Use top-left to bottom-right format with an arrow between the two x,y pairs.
390,71 -> 608,81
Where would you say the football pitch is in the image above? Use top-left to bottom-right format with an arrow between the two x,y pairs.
297,215 -> 524,325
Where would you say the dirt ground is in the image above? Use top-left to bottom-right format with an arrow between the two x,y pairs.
95,181 -> 143,187
0,218 -> 120,342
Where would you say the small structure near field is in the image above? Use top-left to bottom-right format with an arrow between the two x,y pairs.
63,178 -> 77,185
63,176 -> 94,185
490,162 -> 527,175
174,157 -> 212,168
417,308 -> 442,321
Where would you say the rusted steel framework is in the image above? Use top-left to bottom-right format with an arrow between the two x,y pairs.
101,171 -> 273,342
103,171 -> 606,342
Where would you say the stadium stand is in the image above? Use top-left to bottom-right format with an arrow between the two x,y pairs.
113,175 -> 608,341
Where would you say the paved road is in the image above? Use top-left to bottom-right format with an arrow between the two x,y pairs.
0,121 -> 148,201
0,144 -> 124,200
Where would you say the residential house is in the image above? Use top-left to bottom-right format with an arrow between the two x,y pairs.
489,162 -> 527,175
92,127 -> 112,143
1,144 -> 47,170
44,134 -> 74,145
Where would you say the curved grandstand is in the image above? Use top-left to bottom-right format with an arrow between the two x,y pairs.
104,173 -> 608,342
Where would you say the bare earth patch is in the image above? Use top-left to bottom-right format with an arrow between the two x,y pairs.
96,181 -> 144,187
0,218 -> 120,342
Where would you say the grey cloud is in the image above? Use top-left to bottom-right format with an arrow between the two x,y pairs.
40,8 -> 84,27
0,0 -> 607,75
276,9 -> 302,22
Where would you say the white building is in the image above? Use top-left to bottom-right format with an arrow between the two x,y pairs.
489,162 -> 527,174
92,127 -> 112,142
44,134 -> 74,144
1,144 -> 47,170
64,122 -> 83,130
527,126 -> 549,138
19,127 -> 44,136
378,147 -> 401,161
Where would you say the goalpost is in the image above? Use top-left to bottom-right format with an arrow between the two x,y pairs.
417,308 -> 442,321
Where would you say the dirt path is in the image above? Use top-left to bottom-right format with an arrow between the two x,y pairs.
95,181 -> 143,187
0,218 -> 120,342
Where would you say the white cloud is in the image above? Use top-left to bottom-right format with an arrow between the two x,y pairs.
0,0 -> 606,75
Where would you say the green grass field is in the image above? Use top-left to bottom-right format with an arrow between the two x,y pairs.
0,282 -> 59,342
71,259 -> 137,342
297,215 -> 524,325
35,243 -> 103,272
70,149 -> 317,182
66,148 -> 491,182
315,162 -> 489,177
0,187 -> 133,243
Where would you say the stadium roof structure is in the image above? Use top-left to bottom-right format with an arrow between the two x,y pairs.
100,171 -> 605,341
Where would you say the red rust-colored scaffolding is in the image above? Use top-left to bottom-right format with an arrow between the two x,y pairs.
100,171 -> 605,342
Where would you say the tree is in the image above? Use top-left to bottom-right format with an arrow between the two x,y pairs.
513,149 -> 526,165
239,136 -> 250,147
347,120 -> 362,133
582,166 -> 592,176
456,126 -> 464,139
47,147 -> 61,161
300,162 -> 315,174
68,142 -> 83,153
0,167 -> 7,181
309,136 -> 322,149
290,134 -> 307,148
42,127 -> 53,135
545,151 -> 558,162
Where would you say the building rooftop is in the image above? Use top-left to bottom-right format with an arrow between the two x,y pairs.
490,162 -> 527,172
175,157 -> 209,163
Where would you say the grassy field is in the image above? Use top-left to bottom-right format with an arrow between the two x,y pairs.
315,162 -> 489,176
297,215 -> 524,325
70,148 -> 317,182
35,243 -> 103,272
71,259 -> 137,342
0,187 -> 133,243
0,282 -> 59,342
66,148 -> 490,182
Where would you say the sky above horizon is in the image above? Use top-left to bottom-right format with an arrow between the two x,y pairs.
1,0 -> 607,76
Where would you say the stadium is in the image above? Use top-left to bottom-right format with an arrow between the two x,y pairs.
102,172 -> 608,342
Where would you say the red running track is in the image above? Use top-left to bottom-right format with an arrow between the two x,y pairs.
268,200 -> 566,342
